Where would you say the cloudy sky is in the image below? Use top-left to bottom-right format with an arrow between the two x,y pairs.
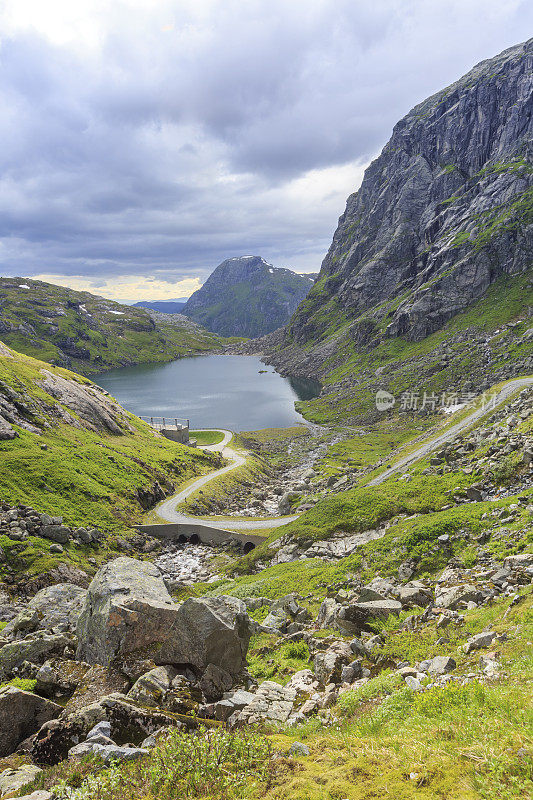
0,0 -> 531,302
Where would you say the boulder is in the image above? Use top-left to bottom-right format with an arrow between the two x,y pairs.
337,599 -> 402,633
76,558 -> 251,680
32,692 -> 186,765
62,665 -> 131,715
0,633 -> 71,679
503,553 -> 533,570
463,632 -> 496,654
313,642 -> 353,685
2,584 -> 87,638
68,742 -> 148,764
35,658 -> 90,700
128,666 -> 201,713
426,656 -> 456,675
0,687 -> 62,757
230,681 -> 296,726
0,765 -> 43,798
434,584 -> 481,609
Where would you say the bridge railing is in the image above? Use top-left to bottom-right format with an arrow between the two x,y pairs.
140,416 -> 190,431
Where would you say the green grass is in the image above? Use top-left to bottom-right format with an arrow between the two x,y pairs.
0,345 -> 216,577
0,277 -> 226,375
190,430 -> 226,446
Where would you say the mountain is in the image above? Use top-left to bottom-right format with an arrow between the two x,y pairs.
133,299 -> 187,313
0,341 -> 215,583
259,38 -> 533,422
181,256 -> 314,337
0,278 -> 224,375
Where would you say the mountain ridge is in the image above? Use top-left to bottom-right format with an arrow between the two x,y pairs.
251,37 -> 533,422
0,277 -> 223,375
182,255 -> 314,337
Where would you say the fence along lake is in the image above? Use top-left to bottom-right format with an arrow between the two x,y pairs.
96,354 -> 320,432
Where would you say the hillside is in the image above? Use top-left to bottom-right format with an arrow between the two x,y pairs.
0,342 -> 216,585
257,38 -> 533,422
182,256 -> 314,337
0,278 -> 223,375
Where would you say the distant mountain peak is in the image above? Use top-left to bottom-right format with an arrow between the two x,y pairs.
182,256 -> 313,338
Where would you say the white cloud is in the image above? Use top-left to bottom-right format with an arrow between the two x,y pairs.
30,273 -> 203,303
0,1 -> 530,287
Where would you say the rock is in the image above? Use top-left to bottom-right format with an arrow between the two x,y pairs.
0,633 -> 70,679
313,642 -> 352,685
463,631 -> 496,654
206,689 -> 257,722
40,525 -> 71,544
337,599 -> 402,633
32,692 -> 186,765
10,793 -> 52,800
2,584 -> 87,638
76,558 -> 251,680
503,553 -> 533,570
35,659 -> 90,700
349,637 -> 368,657
285,669 -> 319,696
68,742 -> 148,764
316,597 -> 341,628
434,584 -> 481,609
199,664 -> 233,702
341,660 -> 363,684
397,585 -> 432,607
128,666 -> 200,713
230,681 -> 296,726
0,765 -> 43,798
288,741 -> 310,757
426,656 -> 456,675
0,686 -> 62,757
62,665 -> 131,715
466,487 -> 484,502
405,676 -> 423,691
87,721 -> 112,739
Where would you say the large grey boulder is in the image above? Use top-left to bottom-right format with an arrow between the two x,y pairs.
76,558 -> 251,679
0,765 -> 43,798
0,686 -> 62,757
434,584 -> 481,609
32,692 -> 185,765
0,633 -> 71,679
2,584 -> 87,639
337,599 -> 402,634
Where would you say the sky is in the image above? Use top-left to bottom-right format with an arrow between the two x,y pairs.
0,1 -> 531,302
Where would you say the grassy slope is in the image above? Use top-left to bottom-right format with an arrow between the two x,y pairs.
293,270 -> 533,424
0,346 -> 216,578
0,277 -> 225,375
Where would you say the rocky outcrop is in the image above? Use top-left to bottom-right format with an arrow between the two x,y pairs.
182,256 -> 313,337
2,583 -> 87,638
286,39 -> 532,349
0,686 -> 62,756
76,557 -> 251,680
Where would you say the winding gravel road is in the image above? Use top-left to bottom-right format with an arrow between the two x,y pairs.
155,429 -> 299,530
155,377 -> 532,530
367,376 -> 533,486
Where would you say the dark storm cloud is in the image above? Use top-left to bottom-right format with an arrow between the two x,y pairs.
0,0 -> 532,296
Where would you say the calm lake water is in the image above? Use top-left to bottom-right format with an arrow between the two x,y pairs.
95,354 -> 320,432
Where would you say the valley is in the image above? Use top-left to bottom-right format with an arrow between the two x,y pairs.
0,32 -> 531,800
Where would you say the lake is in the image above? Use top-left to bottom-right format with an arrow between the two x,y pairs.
95,354 -> 320,432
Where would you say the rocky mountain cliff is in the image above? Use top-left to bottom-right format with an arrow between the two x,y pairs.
0,278 -> 222,375
258,38 -> 533,422
182,256 -> 314,338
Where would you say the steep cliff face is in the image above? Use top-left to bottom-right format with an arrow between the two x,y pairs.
287,38 -> 532,348
182,256 -> 314,337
